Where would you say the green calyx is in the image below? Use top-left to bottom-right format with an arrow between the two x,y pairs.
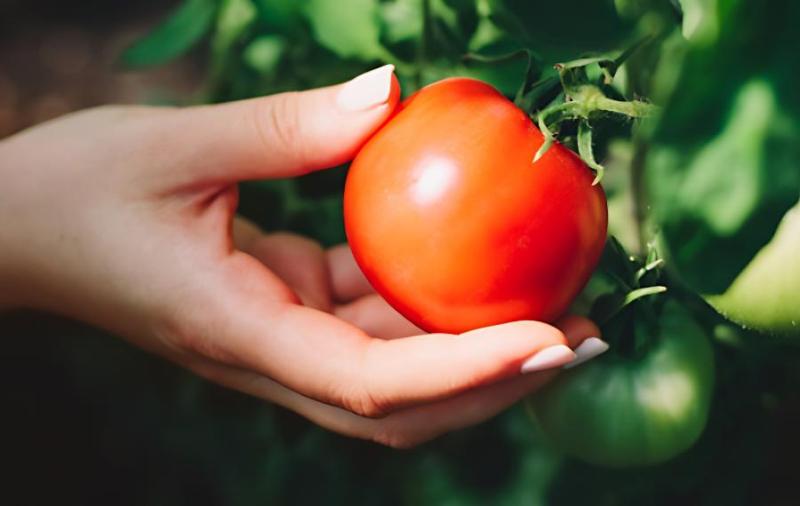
520,38 -> 660,185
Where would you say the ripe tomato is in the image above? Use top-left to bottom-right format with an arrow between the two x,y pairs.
344,78 -> 607,333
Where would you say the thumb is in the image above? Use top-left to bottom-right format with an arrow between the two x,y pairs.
163,64 -> 399,185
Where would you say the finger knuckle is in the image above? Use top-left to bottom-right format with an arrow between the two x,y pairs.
338,382 -> 387,419
333,341 -> 393,418
254,93 -> 311,172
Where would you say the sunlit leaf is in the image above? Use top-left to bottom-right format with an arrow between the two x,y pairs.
243,35 -> 287,74
213,0 -> 257,57
380,0 -> 422,43
304,0 -> 385,60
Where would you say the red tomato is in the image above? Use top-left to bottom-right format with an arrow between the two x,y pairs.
344,78 -> 607,334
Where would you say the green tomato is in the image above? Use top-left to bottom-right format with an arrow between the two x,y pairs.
531,301 -> 715,468
706,201 -> 800,338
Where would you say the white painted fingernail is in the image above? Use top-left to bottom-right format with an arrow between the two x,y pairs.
564,337 -> 609,369
336,64 -> 395,111
520,345 -> 576,374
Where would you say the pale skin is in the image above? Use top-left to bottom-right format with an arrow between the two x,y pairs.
0,66 -> 603,448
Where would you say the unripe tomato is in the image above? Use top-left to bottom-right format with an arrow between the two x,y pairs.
344,78 -> 607,333
531,300 -> 716,468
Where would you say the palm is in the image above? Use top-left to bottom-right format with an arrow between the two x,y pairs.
231,218 -> 421,339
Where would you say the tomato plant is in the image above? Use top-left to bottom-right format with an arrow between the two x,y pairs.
344,77 -> 607,333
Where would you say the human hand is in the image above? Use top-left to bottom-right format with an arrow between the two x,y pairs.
0,65 -> 607,447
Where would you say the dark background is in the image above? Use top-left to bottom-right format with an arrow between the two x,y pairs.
0,0 -> 197,138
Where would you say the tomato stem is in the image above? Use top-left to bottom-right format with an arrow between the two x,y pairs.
571,85 -> 657,118
593,96 -> 657,118
532,84 -> 657,166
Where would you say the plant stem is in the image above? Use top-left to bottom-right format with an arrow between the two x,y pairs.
595,97 -> 657,117
574,86 -> 657,117
630,133 -> 650,254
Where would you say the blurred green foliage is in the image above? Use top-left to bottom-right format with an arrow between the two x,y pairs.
122,0 -> 218,67
646,0 -> 800,295
5,0 -> 800,504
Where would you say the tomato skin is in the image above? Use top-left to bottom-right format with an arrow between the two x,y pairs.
344,78 -> 607,333
531,301 -> 716,468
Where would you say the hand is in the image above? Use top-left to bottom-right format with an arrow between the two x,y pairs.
0,65 -> 606,447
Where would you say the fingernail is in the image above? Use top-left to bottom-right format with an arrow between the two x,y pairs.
520,345 -> 576,374
337,64 -> 395,111
564,337 -> 609,369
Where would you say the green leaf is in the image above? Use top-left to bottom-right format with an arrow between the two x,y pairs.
468,14 -> 506,51
487,0 -> 637,62
243,35 -> 287,74
253,0 -> 306,32
213,0 -> 258,57
304,0 -> 385,60
428,0 -> 480,56
121,0 -> 218,68
209,0 -> 258,90
650,80 -> 800,293
677,0 -> 721,42
646,0 -> 800,294
432,0 -> 459,29
380,0 -> 423,43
